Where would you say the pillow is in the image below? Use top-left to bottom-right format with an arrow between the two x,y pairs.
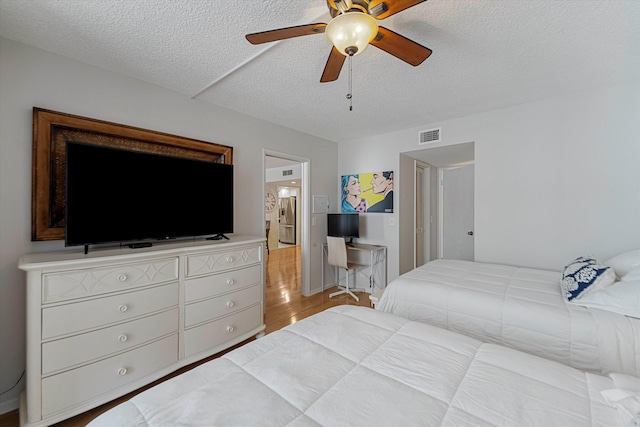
605,249 -> 640,279
621,265 -> 640,282
573,280 -> 640,318
561,256 -> 616,301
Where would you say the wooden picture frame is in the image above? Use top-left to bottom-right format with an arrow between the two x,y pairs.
31,108 -> 233,241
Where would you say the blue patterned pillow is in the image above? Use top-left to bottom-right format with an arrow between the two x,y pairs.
561,256 -> 616,301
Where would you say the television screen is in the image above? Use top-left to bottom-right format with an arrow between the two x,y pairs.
327,213 -> 359,240
65,142 -> 233,248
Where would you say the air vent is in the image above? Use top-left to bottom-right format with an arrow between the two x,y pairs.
282,169 -> 293,176
418,128 -> 441,145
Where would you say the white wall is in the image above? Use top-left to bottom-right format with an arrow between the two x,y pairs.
340,81 -> 640,281
266,164 -> 302,182
0,37 -> 338,413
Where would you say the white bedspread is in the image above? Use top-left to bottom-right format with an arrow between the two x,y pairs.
377,259 -> 640,376
88,306 -> 635,426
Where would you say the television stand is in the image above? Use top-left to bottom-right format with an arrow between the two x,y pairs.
206,233 -> 229,241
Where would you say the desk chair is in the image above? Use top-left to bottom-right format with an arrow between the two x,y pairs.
327,236 -> 367,302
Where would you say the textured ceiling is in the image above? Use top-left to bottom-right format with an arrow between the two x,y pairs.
1,0 -> 639,143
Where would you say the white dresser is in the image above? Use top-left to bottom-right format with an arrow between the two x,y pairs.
18,236 -> 265,427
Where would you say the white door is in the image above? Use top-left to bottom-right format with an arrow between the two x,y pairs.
440,165 -> 474,261
415,162 -> 430,267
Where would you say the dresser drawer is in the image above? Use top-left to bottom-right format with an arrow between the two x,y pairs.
42,307 -> 179,375
185,264 -> 261,303
42,282 -> 178,339
185,284 -> 262,327
185,245 -> 261,277
184,304 -> 262,358
42,257 -> 179,303
41,334 -> 178,417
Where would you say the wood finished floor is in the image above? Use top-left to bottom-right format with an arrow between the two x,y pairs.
0,245 -> 370,427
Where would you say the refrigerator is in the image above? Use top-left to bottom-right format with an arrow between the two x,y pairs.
278,196 -> 296,245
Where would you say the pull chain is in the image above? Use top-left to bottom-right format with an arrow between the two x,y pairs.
346,54 -> 353,111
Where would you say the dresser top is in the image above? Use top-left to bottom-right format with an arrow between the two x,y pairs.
19,235 -> 264,271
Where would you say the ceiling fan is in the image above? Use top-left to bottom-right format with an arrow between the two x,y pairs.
245,0 -> 432,83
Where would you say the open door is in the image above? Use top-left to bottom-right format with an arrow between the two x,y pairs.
415,161 -> 430,268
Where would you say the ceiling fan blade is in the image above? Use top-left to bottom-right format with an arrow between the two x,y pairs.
368,0 -> 427,20
370,26 -> 432,66
246,23 -> 327,45
320,47 -> 346,83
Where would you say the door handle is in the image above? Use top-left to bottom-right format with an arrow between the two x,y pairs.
467,231 -> 474,236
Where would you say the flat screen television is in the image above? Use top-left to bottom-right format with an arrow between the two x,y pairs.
327,213 -> 359,243
65,142 -> 233,251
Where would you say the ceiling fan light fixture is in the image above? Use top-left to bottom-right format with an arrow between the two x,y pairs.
325,12 -> 378,56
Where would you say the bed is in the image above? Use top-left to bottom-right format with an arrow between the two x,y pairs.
376,259 -> 640,376
88,306 -> 637,426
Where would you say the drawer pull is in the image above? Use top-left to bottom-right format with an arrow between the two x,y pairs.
118,304 -> 129,313
117,274 -> 127,282
226,301 -> 235,308
226,326 -> 234,333
227,279 -> 235,286
226,257 -> 234,263
117,367 -> 128,376
118,334 -> 128,343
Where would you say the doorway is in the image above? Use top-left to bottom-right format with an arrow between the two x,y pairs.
264,151 -> 310,297
400,142 -> 475,266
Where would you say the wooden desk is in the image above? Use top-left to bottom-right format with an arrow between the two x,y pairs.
321,242 -> 387,293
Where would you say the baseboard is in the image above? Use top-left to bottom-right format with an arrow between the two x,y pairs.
0,396 -> 19,416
